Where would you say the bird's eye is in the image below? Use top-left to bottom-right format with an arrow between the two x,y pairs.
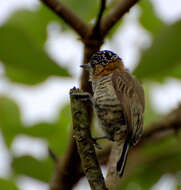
94,64 -> 104,75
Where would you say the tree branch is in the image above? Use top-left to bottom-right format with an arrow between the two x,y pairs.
40,0 -> 90,38
70,88 -> 108,190
100,0 -> 139,37
50,135 -> 83,190
93,0 -> 106,36
139,105 -> 181,146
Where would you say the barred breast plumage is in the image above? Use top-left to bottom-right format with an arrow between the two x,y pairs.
92,73 -> 127,141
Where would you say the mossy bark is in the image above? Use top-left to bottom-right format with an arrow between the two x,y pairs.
70,87 -> 108,190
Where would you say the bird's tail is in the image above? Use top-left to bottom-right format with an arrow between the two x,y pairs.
116,138 -> 130,177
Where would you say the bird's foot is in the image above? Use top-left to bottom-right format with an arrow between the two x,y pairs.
91,136 -> 112,150
90,137 -> 102,150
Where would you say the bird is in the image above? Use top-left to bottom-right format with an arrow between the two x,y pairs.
80,50 -> 145,177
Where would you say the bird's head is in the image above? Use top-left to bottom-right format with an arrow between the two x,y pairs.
81,50 -> 125,80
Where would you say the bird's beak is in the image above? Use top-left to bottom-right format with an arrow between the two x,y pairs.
80,64 -> 91,71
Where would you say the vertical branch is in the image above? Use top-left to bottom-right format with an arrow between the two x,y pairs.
93,0 -> 106,36
70,88 -> 108,190
50,136 -> 84,190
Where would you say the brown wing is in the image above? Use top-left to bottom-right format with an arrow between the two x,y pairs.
112,71 -> 145,175
111,71 -> 145,142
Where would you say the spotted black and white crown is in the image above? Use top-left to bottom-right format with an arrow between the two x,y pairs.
89,50 -> 121,67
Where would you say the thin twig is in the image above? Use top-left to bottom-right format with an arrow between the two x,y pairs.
70,88 -> 108,190
48,147 -> 58,162
100,0 -> 139,37
40,0 -> 90,38
93,0 -> 106,36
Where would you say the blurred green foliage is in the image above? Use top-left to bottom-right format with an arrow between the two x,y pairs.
12,155 -> 53,183
138,0 -> 165,35
119,137 -> 181,190
0,0 -> 180,189
134,20 -> 181,82
0,97 -> 22,147
0,178 -> 19,190
0,25 -> 70,85
0,97 -> 70,187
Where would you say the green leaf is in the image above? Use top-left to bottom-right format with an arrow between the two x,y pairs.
0,178 -> 19,190
0,25 -> 70,85
138,0 -> 165,35
134,20 -> 181,82
6,6 -> 66,47
6,9 -> 47,47
12,155 -> 53,182
0,96 -> 22,147
21,122 -> 58,139
20,122 -> 67,155
57,103 -> 72,129
49,104 -> 71,154
0,6 -> 71,85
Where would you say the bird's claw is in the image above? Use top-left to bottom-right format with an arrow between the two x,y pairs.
90,137 -> 103,150
91,136 -> 111,150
